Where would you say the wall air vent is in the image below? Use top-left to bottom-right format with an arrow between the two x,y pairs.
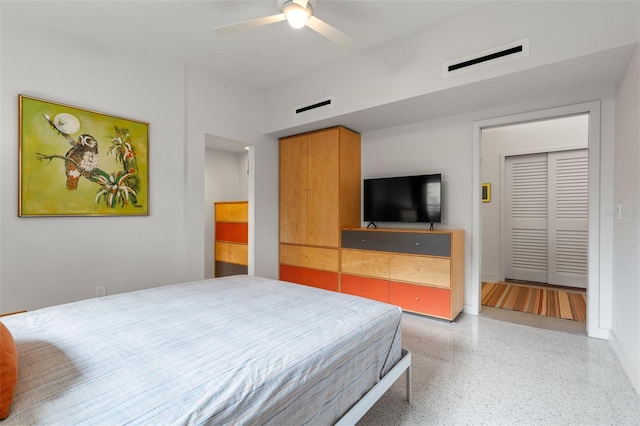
294,96 -> 334,117
444,39 -> 529,77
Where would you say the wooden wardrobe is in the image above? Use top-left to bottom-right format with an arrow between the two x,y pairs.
279,126 -> 361,291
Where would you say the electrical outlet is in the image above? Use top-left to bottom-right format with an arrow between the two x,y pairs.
96,286 -> 106,298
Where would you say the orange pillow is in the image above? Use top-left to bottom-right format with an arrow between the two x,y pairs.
0,321 -> 18,419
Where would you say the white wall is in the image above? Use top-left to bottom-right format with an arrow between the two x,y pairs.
264,1 -> 638,134
363,116 -> 472,231
481,116 -> 589,282
204,148 -> 248,278
184,67 -> 279,282
0,14 -> 279,313
361,86 -> 617,325
0,24 -> 187,311
612,45 -> 640,394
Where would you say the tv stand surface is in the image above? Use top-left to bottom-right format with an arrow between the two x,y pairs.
340,227 -> 464,321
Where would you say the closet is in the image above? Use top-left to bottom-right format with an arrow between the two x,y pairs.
505,149 -> 588,288
279,126 -> 361,290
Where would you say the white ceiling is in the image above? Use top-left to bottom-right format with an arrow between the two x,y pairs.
3,1 -> 635,151
2,0 -> 484,89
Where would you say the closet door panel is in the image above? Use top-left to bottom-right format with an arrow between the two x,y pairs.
505,153 -> 549,283
307,129 -> 340,247
548,149 -> 588,288
280,135 -> 308,245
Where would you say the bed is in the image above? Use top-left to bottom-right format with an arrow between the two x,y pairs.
0,275 -> 410,425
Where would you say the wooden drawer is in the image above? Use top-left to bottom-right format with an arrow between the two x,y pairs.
215,242 -> 248,265
387,232 -> 451,256
280,244 -> 339,272
215,261 -> 248,278
280,264 -> 339,292
215,222 -> 248,244
215,202 -> 248,222
341,274 -> 389,303
341,230 -> 390,251
389,254 -> 450,288
390,282 -> 451,319
341,249 -> 390,279
342,229 -> 451,256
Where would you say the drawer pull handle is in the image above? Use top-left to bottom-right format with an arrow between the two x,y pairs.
361,288 -> 365,291
361,239 -> 366,242
416,242 -> 420,246
416,297 -> 420,301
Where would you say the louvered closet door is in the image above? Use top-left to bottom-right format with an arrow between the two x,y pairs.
506,153 -> 549,283
505,149 -> 588,288
548,149 -> 588,288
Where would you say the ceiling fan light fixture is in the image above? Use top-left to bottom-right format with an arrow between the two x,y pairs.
283,2 -> 312,29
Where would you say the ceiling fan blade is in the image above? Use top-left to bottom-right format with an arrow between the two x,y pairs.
293,0 -> 309,8
305,16 -> 360,48
213,13 -> 286,35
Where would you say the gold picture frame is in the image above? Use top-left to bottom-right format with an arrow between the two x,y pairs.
19,95 -> 149,217
482,183 -> 491,203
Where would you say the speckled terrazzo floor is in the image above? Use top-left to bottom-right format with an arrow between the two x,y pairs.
358,312 -> 640,425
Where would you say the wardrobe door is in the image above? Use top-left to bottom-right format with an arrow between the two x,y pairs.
280,135 -> 308,245
307,129 -> 340,247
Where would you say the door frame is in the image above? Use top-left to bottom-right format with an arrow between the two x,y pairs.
471,101 -> 606,339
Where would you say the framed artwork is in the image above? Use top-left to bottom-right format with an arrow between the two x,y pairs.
482,183 -> 491,203
19,95 -> 149,217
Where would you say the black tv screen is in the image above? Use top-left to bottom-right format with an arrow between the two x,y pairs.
364,174 -> 442,223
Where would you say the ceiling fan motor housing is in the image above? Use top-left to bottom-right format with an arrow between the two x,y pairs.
278,0 -> 314,13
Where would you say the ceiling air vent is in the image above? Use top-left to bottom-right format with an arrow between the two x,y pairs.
294,96 -> 334,117
444,39 -> 529,76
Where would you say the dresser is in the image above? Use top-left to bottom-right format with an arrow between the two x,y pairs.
341,228 -> 465,321
214,201 -> 248,277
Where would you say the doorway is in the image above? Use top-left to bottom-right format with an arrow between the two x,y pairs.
472,103 -> 603,337
204,134 -> 251,279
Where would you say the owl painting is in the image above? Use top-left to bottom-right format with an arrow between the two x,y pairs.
65,134 -> 99,190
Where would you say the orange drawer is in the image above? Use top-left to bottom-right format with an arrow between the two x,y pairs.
279,264 -> 339,292
216,222 -> 248,243
390,282 -> 451,319
341,274 -> 389,303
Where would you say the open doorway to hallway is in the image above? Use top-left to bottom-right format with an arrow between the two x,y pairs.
479,114 -> 589,333
204,134 -> 252,279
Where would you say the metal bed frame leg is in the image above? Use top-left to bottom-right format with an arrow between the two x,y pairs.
406,357 -> 411,403
336,348 -> 411,425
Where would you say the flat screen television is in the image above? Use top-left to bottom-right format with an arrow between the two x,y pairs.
364,174 -> 442,223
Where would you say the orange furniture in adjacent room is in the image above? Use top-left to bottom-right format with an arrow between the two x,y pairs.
214,201 -> 248,277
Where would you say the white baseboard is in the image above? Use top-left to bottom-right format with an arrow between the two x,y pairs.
588,326 -> 610,340
481,275 -> 503,283
609,330 -> 640,396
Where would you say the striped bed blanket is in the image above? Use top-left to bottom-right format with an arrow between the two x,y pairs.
1,275 -> 402,425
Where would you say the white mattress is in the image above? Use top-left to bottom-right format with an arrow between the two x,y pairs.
2,275 -> 402,425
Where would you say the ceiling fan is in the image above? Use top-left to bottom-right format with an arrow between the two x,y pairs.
213,0 -> 360,48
